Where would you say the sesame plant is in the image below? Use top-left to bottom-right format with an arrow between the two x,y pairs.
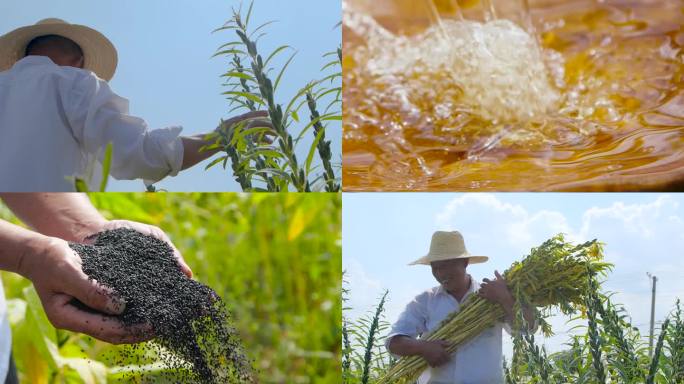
206,1 -> 342,192
504,291 -> 680,383
342,277 -> 394,384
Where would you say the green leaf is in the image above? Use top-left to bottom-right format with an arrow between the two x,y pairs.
235,126 -> 276,143
243,149 -> 285,161
284,82 -> 318,124
205,156 -> 229,170
264,45 -> 293,69
244,0 -> 255,28
226,97 -> 252,110
222,91 -> 265,106
221,71 -> 254,80
211,24 -> 239,34
222,81 -> 242,90
246,168 -> 291,179
323,50 -> 339,58
324,98 -> 341,114
212,49 -> 246,58
227,121 -> 249,147
250,20 -> 278,39
305,127 -> 327,178
203,131 -> 220,141
23,286 -> 59,369
5,298 -> 26,326
60,357 -> 108,384
74,178 -> 89,192
294,113 -> 340,144
321,60 -> 339,72
215,41 -> 243,51
199,142 -> 222,153
318,73 -> 341,85
99,142 -> 113,192
315,87 -> 342,101
274,51 -> 297,93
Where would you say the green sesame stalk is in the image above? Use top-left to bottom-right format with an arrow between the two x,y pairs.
231,54 -> 279,191
234,16 -> 309,192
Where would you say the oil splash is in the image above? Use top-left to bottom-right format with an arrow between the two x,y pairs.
360,17 -> 561,122
343,0 -> 684,191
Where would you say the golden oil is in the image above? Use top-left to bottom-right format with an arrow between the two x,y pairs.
343,0 -> 684,191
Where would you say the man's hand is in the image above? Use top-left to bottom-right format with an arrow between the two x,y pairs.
419,339 -> 452,367
21,237 -> 151,344
479,270 -> 537,329
217,110 -> 275,144
181,110 -> 275,171
83,220 -> 192,278
478,270 -> 514,308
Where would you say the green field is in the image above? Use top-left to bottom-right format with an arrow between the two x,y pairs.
1,193 -> 341,383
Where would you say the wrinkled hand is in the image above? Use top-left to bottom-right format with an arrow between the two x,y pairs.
22,237 -> 152,344
419,339 -> 452,367
479,270 -> 514,307
217,110 -> 275,144
83,220 -> 192,278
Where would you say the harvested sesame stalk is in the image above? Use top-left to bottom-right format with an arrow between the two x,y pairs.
378,235 -> 611,384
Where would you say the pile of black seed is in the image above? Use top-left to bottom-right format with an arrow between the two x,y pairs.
69,228 -> 254,383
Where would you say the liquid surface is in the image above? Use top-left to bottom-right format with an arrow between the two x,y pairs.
343,0 -> 684,191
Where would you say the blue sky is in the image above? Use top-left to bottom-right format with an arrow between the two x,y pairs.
0,0 -> 341,191
343,193 -> 684,359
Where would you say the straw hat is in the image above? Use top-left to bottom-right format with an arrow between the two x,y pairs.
0,18 -> 118,81
409,231 -> 489,266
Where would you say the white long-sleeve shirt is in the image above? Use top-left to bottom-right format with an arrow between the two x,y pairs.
386,278 -> 510,384
0,56 -> 184,191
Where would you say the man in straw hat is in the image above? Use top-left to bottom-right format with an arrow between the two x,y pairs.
386,231 -> 536,383
0,19 -> 272,191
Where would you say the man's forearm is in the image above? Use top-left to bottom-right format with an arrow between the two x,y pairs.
0,219 -> 50,276
180,110 -> 273,171
0,193 -> 106,242
388,335 -> 427,357
181,135 -> 220,171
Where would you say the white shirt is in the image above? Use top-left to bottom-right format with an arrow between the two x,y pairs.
0,279 -> 10,383
386,278 -> 509,384
0,56 -> 184,192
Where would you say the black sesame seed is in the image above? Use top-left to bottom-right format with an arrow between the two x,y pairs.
69,228 -> 254,383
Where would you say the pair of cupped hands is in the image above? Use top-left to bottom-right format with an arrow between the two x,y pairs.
20,220 -> 191,345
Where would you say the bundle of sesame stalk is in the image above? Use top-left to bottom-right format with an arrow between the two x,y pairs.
378,234 -> 612,384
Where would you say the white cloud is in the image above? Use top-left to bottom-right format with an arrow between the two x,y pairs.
435,194 -> 575,255
436,194 -> 529,232
578,195 -> 681,240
